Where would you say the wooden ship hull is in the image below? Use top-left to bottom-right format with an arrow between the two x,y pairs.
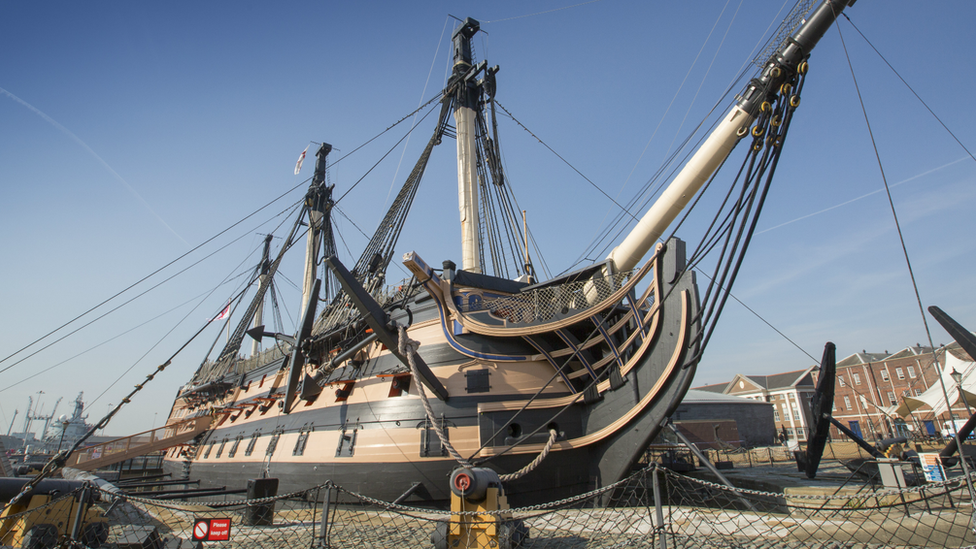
156,0 -> 854,507
162,240 -> 699,505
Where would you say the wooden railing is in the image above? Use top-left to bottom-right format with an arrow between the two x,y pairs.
64,415 -> 212,471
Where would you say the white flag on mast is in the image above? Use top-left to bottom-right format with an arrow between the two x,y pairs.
214,303 -> 230,321
294,145 -> 309,175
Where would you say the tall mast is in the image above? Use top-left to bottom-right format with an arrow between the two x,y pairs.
251,234 -> 273,356
301,143 -> 333,314
452,18 -> 483,273
607,0 -> 854,272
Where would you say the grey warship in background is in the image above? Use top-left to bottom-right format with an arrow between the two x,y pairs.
155,0 -> 856,505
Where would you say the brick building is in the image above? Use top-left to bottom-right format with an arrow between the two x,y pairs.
821,345 -> 976,441
696,367 -> 817,443
694,342 -> 975,447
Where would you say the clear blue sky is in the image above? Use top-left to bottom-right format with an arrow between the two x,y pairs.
2,1 -> 974,436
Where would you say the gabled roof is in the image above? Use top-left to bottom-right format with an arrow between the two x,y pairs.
722,367 -> 815,395
693,382 -> 730,394
743,368 -> 814,391
886,346 -> 934,360
837,352 -> 889,367
726,373 -> 766,393
946,340 -> 975,362
683,389 -> 771,405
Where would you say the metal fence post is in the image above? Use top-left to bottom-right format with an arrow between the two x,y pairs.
70,483 -> 91,542
652,466 -> 667,549
317,484 -> 332,549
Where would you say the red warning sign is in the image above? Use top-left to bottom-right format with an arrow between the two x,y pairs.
192,518 -> 231,541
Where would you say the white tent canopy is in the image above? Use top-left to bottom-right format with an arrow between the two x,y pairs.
891,352 -> 976,419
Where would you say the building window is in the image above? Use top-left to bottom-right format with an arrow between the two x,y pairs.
838,377 -> 846,387
793,409 -> 800,421
908,366 -> 916,378
853,373 -> 862,385
915,388 -> 923,396
887,392 -> 897,406
881,370 -> 890,382
895,368 -> 904,380
844,396 -> 852,410
773,410 -> 780,421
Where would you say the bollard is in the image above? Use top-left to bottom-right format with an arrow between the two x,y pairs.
433,467 -> 527,549
244,478 -> 278,526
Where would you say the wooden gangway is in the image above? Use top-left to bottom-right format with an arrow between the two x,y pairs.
64,415 -> 212,471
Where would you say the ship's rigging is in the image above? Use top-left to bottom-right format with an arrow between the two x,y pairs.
12,0 -> 976,509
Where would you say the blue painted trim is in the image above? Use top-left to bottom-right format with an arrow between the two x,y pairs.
555,329 -> 598,380
590,315 -> 625,371
416,276 -> 532,362
522,337 -> 575,389
627,290 -> 647,338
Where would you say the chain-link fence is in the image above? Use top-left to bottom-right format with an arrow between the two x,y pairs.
4,452 -> 975,548
643,441 -> 953,470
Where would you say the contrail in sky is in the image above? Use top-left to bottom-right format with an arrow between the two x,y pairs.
1,86 -> 189,246
758,156 -> 970,235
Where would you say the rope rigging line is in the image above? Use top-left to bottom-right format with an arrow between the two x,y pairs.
569,0 -> 780,271
840,14 -> 975,165
397,326 -> 472,469
0,182 -> 311,375
377,16 -> 451,224
498,428 -> 558,482
834,21 -> 938,363
662,55 -> 809,361
397,326 -> 560,482
473,96 -> 539,280
0,272 -> 261,514
494,101 -> 639,225
832,19 -> 976,506
333,93 -> 445,205
572,3 -> 822,273
462,260 -> 676,466
0,272 -> 249,396
0,199 -> 303,391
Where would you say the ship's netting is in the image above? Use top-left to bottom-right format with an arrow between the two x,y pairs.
14,443 -> 975,549
456,268 -> 641,325
752,0 -> 820,68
